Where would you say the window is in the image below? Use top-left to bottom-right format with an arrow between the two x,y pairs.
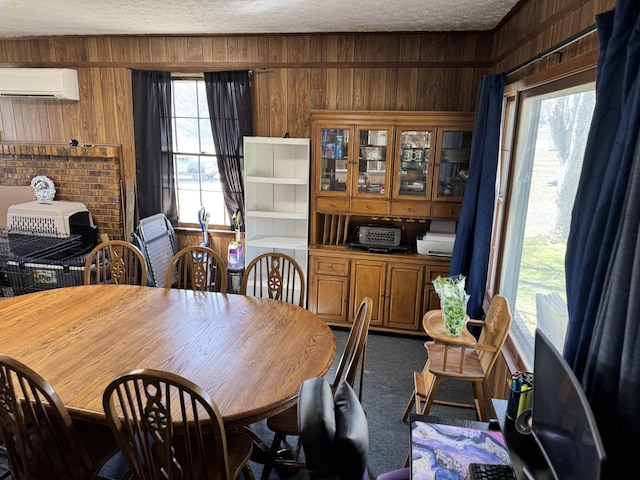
496,73 -> 596,364
171,78 -> 229,227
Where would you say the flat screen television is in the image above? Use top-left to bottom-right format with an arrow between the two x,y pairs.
531,329 -> 606,480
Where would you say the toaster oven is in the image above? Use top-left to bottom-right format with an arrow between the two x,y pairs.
358,224 -> 402,247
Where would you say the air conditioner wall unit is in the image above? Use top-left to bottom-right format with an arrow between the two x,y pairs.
0,68 -> 80,100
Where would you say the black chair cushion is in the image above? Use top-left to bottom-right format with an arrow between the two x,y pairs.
333,381 -> 368,479
299,377 -> 337,478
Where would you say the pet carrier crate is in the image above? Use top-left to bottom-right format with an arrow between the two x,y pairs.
2,201 -> 97,296
2,228 -> 89,296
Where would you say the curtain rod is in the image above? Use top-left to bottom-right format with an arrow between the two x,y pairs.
503,23 -> 597,78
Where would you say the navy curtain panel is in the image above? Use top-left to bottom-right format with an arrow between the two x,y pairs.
204,71 -> 253,230
564,0 -> 640,380
574,2 -> 640,477
449,74 -> 504,320
131,69 -> 177,223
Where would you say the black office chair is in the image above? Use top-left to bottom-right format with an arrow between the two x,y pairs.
298,376 -> 410,480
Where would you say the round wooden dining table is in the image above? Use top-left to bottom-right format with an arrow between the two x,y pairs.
0,284 -> 336,428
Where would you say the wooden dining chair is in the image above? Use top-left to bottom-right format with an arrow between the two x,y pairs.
412,295 -> 512,421
83,239 -> 148,286
0,354 -> 119,479
241,252 -> 305,307
259,297 -> 373,480
102,368 -> 254,480
165,245 -> 228,293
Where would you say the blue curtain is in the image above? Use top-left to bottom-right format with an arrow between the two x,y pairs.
449,74 -> 504,320
131,70 -> 177,223
570,2 -> 640,477
564,0 -> 640,380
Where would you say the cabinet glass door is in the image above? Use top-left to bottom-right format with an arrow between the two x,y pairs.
355,128 -> 389,197
396,129 -> 432,198
320,128 -> 351,194
436,130 -> 473,200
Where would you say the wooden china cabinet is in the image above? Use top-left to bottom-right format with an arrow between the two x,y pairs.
307,110 -> 474,335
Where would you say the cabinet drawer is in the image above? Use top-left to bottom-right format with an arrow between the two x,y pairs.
351,199 -> 388,215
313,257 -> 350,277
390,201 -> 430,218
426,267 -> 451,283
317,197 -> 350,213
431,202 -> 462,218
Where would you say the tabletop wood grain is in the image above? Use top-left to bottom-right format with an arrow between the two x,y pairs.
0,285 -> 336,428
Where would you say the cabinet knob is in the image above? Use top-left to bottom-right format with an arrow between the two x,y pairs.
367,205 -> 372,210
330,203 -> 336,208
408,207 -> 414,212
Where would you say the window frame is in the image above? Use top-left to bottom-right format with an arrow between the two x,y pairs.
170,74 -> 230,230
489,67 -> 597,370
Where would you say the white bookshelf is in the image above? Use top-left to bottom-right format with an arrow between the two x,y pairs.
243,136 -> 310,287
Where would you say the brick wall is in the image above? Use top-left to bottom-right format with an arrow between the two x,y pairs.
0,143 -> 124,240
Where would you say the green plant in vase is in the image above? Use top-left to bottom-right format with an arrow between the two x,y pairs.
433,274 -> 470,336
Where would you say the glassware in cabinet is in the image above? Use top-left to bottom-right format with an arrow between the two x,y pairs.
319,127 -> 350,194
395,129 -> 432,199
435,130 -> 473,200
354,127 -> 390,197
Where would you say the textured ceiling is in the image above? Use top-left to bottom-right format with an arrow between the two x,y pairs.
0,0 -> 520,38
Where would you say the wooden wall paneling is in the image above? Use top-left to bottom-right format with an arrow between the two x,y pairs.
384,68 -> 399,111
309,35 -> 327,65
3,41 -> 20,63
11,41 -> 32,63
187,37 -> 204,64
309,36 -> 328,111
322,67 -> 337,110
226,36 -> 245,63
35,101 -> 52,141
288,35 -> 311,63
79,69 -> 98,142
368,68 -> 389,110
268,36 -> 287,63
427,70 -> 446,111
124,38 -> 140,64
252,69 -> 271,136
0,101 -> 16,140
137,38 -> 154,64
415,69 -> 429,111
368,36 -> 395,110
309,68 -> 327,111
237,36 -> 260,64
148,37 -> 167,63
287,68 -> 311,138
352,38 -> 368,110
352,68 -> 367,110
335,68 -> 354,110
109,38 -> 128,64
396,35 -> 421,110
269,69 -> 287,137
333,35 -> 355,110
95,37 -> 114,63
167,37 -> 188,64
12,101 -> 28,140
209,36 -> 229,63
113,68 -> 136,183
97,68 -> 118,145
31,101 -> 47,140
92,67 -> 108,142
397,68 -> 418,110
